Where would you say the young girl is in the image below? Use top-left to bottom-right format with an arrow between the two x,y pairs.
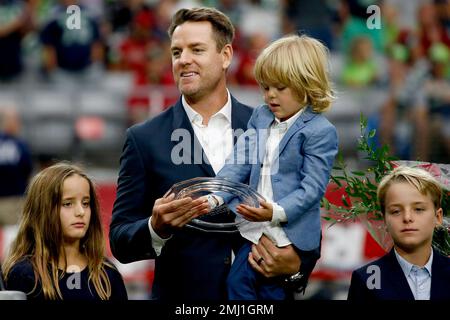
214,34 -> 338,299
2,162 -> 128,300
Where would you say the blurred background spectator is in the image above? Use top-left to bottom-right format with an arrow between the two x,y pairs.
0,107 -> 32,226
39,0 -> 104,85
423,43 -> 450,160
339,0 -> 385,54
341,35 -> 379,87
280,0 -> 337,49
0,0 -> 37,82
0,0 -> 449,300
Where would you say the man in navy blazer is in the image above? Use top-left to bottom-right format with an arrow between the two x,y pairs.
109,7 -> 303,301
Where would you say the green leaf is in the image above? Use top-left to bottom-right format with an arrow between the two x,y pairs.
360,113 -> 368,128
369,129 -> 376,138
321,197 -> 331,210
342,196 -> 350,207
331,176 -> 343,187
366,179 -> 378,190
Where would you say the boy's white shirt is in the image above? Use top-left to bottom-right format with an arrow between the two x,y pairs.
394,248 -> 433,300
237,108 -> 303,247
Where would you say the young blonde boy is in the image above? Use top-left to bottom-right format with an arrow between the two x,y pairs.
215,34 -> 338,299
348,166 -> 450,300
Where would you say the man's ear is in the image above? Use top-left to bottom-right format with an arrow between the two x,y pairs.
435,208 -> 443,227
221,44 -> 233,70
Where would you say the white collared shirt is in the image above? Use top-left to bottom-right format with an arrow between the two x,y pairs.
394,248 -> 433,300
149,91 -> 234,255
182,91 -> 234,174
238,108 -> 304,247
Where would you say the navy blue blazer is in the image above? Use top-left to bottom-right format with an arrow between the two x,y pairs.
217,105 -> 338,251
348,248 -> 450,300
109,96 -> 253,300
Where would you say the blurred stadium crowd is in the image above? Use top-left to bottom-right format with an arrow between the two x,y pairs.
0,0 -> 449,299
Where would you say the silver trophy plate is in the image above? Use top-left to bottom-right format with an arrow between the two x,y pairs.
165,177 -> 265,232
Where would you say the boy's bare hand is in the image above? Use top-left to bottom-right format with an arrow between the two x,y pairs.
236,201 -> 273,222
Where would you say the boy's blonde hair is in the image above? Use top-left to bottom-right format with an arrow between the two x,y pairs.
377,166 -> 443,215
254,34 -> 335,113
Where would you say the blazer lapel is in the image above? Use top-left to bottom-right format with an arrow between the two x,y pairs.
383,249 -> 415,300
230,96 -> 251,137
277,106 -> 315,155
171,99 -> 215,177
248,107 -> 272,183
430,249 -> 449,300
268,107 -> 315,171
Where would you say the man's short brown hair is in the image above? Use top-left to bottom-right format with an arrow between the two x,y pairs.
167,7 -> 235,51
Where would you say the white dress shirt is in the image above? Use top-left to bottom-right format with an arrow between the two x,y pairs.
182,92 -> 234,174
238,108 -> 303,247
394,248 -> 433,300
148,91 -> 234,256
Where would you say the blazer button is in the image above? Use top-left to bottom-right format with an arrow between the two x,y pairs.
224,257 -> 231,265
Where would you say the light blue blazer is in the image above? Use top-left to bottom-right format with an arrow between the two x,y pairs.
217,105 -> 338,251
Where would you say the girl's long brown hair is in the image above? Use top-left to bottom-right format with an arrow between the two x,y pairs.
3,162 -> 113,300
